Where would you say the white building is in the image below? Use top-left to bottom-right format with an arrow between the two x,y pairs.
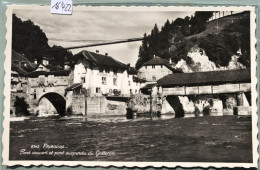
138,56 -> 182,82
71,50 -> 145,97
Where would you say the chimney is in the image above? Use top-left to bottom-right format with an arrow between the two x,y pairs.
42,57 -> 49,66
96,50 -> 99,54
64,62 -> 70,70
169,58 -> 172,65
153,55 -> 156,58
34,59 -> 37,64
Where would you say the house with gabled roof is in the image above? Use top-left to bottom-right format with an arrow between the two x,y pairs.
137,56 -> 182,82
70,50 -> 144,97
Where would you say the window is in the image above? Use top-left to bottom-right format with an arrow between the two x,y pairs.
113,78 -> 117,86
34,93 -> 36,99
105,68 -> 110,73
128,81 -> 131,86
152,65 -> 155,69
102,77 -> 107,85
96,87 -> 101,93
81,77 -> 86,83
99,67 -> 104,73
113,69 -> 117,75
152,76 -> 156,81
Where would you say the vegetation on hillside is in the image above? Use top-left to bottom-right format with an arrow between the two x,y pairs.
12,14 -> 73,67
135,11 -> 250,69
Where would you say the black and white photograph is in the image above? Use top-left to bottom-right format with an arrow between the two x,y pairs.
3,5 -> 257,168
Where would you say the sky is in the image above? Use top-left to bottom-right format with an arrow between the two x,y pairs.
14,8 -> 194,66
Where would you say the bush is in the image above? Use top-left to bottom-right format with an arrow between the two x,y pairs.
66,106 -> 72,115
14,96 -> 30,116
203,106 -> 211,116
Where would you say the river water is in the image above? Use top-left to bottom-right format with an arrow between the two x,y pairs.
9,115 -> 252,162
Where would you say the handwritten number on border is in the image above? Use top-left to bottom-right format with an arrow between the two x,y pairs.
51,0 -> 72,15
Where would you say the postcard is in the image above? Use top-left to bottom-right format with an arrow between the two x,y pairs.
2,5 -> 258,168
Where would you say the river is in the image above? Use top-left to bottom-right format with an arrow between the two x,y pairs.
9,115 -> 252,162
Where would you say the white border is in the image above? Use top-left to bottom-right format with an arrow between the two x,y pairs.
3,5 -> 258,168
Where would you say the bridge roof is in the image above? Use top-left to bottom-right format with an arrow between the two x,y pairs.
157,69 -> 251,87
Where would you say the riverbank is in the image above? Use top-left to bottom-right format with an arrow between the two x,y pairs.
10,115 -> 252,162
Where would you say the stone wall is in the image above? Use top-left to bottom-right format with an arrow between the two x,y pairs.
105,99 -> 127,116
71,95 -> 86,116
86,97 -> 105,116
127,94 -> 162,114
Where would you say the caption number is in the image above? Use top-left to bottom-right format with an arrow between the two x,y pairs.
52,1 -> 72,12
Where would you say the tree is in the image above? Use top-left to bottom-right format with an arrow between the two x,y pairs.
14,96 -> 30,116
149,24 -> 160,58
199,34 -> 233,67
135,33 -> 150,69
160,19 -> 172,51
12,14 -> 73,67
222,17 -> 250,67
190,12 -> 213,34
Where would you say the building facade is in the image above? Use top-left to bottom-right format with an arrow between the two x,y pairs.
138,56 -> 182,82
72,50 -> 145,97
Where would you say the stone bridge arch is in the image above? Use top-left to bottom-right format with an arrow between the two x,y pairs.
37,92 -> 66,116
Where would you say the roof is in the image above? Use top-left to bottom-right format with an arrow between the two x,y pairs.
74,50 -> 127,69
34,63 -> 63,71
11,63 -> 29,76
157,69 -> 251,87
141,56 -> 183,73
12,51 -> 29,63
65,83 -> 82,91
12,51 -> 35,70
128,66 -> 138,75
140,83 -> 157,90
133,76 -> 146,83
26,70 -> 70,78
140,83 -> 157,95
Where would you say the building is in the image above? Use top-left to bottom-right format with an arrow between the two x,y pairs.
11,51 -> 37,116
71,50 -> 145,97
11,51 -> 36,93
137,56 -> 182,82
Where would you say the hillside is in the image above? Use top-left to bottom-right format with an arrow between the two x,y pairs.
189,12 -> 249,39
12,14 -> 73,67
135,11 -> 250,70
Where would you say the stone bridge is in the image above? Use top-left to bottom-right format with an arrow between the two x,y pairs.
26,70 -> 70,116
27,86 -> 68,116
